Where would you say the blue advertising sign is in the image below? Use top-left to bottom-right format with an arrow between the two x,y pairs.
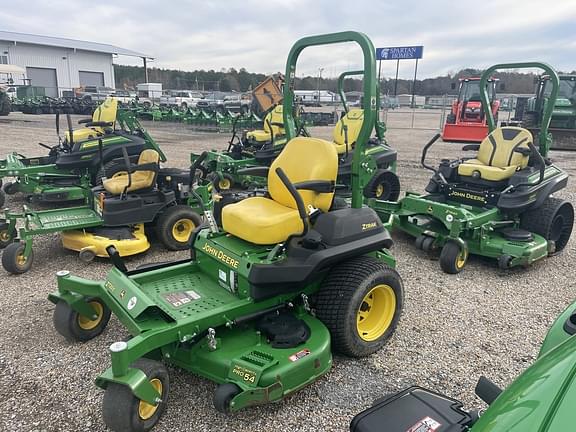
376,46 -> 424,60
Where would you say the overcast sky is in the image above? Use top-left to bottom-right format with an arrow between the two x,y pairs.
1,0 -> 575,79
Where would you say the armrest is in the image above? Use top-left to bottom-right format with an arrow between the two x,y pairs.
513,147 -> 531,156
86,121 -> 114,128
269,122 -> 284,128
275,167 -> 308,234
462,144 -> 480,151
294,180 -> 335,193
78,118 -> 92,124
237,166 -> 269,177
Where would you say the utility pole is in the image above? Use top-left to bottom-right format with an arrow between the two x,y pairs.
316,67 -> 324,106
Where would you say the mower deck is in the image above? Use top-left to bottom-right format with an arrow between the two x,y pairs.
374,193 -> 549,267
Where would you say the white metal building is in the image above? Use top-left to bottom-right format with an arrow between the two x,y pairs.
0,31 -> 151,97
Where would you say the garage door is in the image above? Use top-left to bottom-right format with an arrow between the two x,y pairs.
79,71 -> 104,87
26,67 -> 58,97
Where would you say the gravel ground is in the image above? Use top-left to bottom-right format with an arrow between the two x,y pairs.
0,112 -> 575,431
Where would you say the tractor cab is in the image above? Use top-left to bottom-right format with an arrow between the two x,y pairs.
442,77 -> 500,142
526,74 -> 576,129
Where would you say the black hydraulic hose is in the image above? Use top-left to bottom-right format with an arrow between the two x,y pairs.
421,133 -> 441,173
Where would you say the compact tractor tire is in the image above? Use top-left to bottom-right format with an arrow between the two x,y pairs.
53,297 -> 111,342
2,242 -> 34,274
102,358 -> 169,432
213,383 -> 242,413
363,170 -> 401,201
314,256 -> 403,358
3,181 -> 18,195
156,205 -> 202,251
439,240 -> 468,274
520,198 -> 574,254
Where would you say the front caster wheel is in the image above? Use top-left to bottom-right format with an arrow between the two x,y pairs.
439,240 -> 468,274
213,383 -> 242,413
103,359 -> 169,432
498,254 -> 513,270
2,242 -> 34,274
53,297 -> 111,342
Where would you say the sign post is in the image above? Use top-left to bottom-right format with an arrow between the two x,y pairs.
376,45 -> 424,104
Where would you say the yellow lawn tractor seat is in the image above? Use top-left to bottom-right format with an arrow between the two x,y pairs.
67,97 -> 118,143
246,105 -> 285,143
333,109 -> 364,154
102,149 -> 160,195
457,127 -> 532,182
222,137 -> 338,244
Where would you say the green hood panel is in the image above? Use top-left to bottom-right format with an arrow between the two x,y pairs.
472,334 -> 576,431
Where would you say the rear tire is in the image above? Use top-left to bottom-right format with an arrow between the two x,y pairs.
155,205 -> 202,251
2,242 -> 34,274
314,256 -> 403,358
53,297 -> 111,342
363,170 -> 401,201
439,240 -> 468,274
521,198 -> 574,254
102,359 -> 169,432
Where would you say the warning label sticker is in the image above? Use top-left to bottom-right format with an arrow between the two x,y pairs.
163,290 -> 201,308
289,348 -> 310,362
406,416 -> 442,432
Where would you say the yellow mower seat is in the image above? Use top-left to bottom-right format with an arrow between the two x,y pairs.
66,97 -> 118,142
246,105 -> 284,143
457,127 -> 532,182
102,149 -> 159,195
333,109 -> 364,154
222,137 -> 338,245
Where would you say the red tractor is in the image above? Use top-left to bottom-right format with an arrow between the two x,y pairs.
442,77 -> 500,142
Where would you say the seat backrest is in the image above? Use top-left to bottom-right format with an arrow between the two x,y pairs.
268,137 -> 338,212
132,149 -> 160,187
92,97 -> 118,125
333,109 -> 364,147
263,105 -> 284,136
476,127 -> 532,169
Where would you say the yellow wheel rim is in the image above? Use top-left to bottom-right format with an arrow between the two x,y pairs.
356,284 -> 396,342
77,301 -> 104,331
456,248 -> 468,269
16,252 -> 27,267
219,178 -> 231,190
0,231 -> 9,242
138,379 -> 162,420
375,184 -> 385,198
171,218 -> 195,243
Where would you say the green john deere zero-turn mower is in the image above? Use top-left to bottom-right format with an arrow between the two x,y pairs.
372,62 -> 574,273
0,97 -> 166,206
0,143 -> 206,274
350,297 -> 576,432
194,68 -> 399,205
48,31 -> 404,432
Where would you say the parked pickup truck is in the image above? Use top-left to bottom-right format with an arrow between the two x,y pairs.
223,93 -> 252,113
160,90 -> 204,109
76,86 -> 116,103
196,91 -> 227,112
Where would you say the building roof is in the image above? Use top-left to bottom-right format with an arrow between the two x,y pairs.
0,30 -> 152,59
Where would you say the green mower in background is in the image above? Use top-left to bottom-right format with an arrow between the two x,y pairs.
0,98 -> 166,206
48,31 -> 404,432
351,298 -> 576,432
193,68 -> 399,205
372,62 -> 574,273
0,143 -> 208,275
